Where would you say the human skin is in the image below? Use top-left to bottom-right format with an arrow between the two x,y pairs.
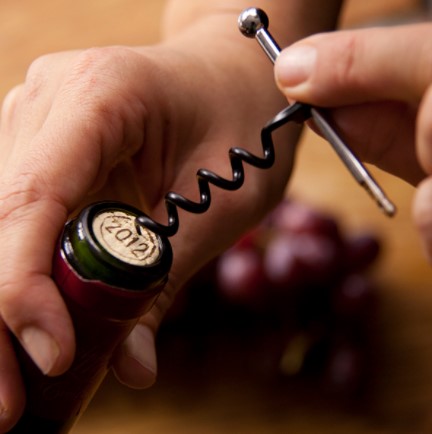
274,23 -> 432,261
0,0 -> 343,430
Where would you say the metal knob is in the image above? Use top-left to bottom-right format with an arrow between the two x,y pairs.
238,7 -> 269,38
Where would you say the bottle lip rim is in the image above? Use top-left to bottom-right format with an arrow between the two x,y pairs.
64,201 -> 173,285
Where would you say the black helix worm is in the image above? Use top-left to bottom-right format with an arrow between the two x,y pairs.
135,103 -> 310,238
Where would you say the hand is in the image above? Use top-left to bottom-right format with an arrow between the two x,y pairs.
0,14 -> 296,431
274,23 -> 432,261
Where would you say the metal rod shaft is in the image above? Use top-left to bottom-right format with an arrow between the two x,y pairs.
238,7 -> 396,216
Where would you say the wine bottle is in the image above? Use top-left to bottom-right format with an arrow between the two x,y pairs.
9,201 -> 172,433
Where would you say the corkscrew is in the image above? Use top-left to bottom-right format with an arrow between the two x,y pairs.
135,7 -> 396,239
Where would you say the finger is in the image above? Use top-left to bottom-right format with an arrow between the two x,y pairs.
0,195 -> 75,376
413,176 -> 432,262
0,320 -> 25,432
417,84 -> 432,175
111,285 -> 175,389
323,101 -> 424,185
12,51 -> 80,147
0,53 -> 79,179
1,84 -> 25,135
274,24 -> 432,106
414,85 -> 432,261
0,85 -> 25,173
111,323 -> 157,389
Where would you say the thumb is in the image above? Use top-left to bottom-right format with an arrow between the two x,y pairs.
274,24 -> 432,106
111,286 -> 175,389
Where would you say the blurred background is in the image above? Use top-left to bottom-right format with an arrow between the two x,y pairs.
1,0 -> 432,433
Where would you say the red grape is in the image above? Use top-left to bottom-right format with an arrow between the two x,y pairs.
216,246 -> 266,306
268,199 -> 341,239
262,234 -> 304,288
323,342 -> 364,396
293,232 -> 340,282
332,274 -> 376,319
343,234 -> 381,272
263,232 -> 340,288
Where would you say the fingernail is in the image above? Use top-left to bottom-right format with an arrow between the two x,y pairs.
126,324 -> 156,376
20,327 -> 60,375
275,45 -> 317,88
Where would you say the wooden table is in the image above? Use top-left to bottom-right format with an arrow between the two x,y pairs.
1,1 -> 431,432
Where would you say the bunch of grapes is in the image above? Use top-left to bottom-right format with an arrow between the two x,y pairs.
159,198 -> 381,399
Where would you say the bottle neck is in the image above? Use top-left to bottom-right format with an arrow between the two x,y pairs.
61,202 -> 172,291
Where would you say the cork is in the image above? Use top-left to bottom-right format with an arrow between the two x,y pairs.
92,210 -> 160,266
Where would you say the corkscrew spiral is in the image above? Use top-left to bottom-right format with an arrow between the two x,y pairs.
135,104 -> 309,238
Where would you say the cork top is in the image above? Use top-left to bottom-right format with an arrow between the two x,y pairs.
92,210 -> 161,266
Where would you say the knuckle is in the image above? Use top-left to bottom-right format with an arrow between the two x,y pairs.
66,46 -> 136,93
63,47 -> 133,123
0,266 -> 31,329
0,171 -> 67,228
61,46 -> 148,151
23,54 -> 56,102
0,84 -> 24,128
333,33 -> 359,88
0,173 -> 43,223
0,281 -> 23,314
27,53 -> 55,75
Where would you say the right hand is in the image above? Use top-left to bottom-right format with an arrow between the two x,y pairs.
274,23 -> 432,260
